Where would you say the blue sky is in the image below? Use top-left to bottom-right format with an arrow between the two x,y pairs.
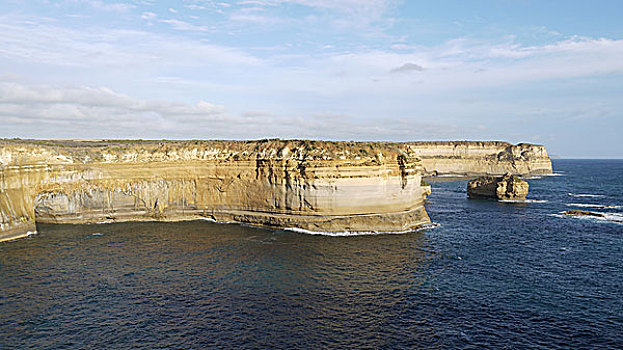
0,0 -> 622,157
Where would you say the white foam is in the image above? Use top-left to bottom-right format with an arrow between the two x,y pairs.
92,232 -> 103,236
499,199 -> 548,203
552,211 -> 623,224
26,231 -> 37,237
543,172 -> 565,177
284,223 -> 440,236
603,213 -> 623,223
566,203 -> 622,210
199,217 -> 235,224
549,213 -> 565,219
568,193 -> 605,198
433,174 -> 466,178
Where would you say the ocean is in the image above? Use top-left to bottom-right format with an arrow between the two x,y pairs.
1,159 -> 621,349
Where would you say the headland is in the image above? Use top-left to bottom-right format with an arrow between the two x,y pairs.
0,139 -> 552,241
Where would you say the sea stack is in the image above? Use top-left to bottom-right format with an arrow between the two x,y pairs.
467,173 -> 529,200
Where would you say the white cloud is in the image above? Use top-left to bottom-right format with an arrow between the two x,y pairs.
1,13 -> 622,146
3,13 -> 621,99
159,19 -> 213,32
0,81 -> 223,116
184,4 -> 208,11
229,13 -> 286,25
0,15 -> 259,68
288,0 -> 395,16
139,11 -> 214,32
0,81 -> 228,136
237,0 -> 395,16
71,0 -> 136,12
0,79 -> 466,140
229,0 -> 397,35
141,11 -> 157,21
279,36 -> 623,96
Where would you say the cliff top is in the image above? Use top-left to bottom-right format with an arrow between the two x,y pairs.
0,138 -> 548,167
0,138 -> 546,148
408,140 -> 545,148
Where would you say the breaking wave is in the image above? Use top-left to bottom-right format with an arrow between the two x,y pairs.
284,223 -> 440,236
499,199 -> 548,203
566,203 -> 622,210
199,217 -> 235,224
568,193 -> 605,198
544,172 -> 566,177
551,211 -> 623,225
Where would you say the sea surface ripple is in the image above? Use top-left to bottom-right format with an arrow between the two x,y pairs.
1,160 -> 621,349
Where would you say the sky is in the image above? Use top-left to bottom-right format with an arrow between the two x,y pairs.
0,0 -> 622,158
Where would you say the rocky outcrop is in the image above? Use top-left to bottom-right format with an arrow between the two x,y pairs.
0,139 -> 431,241
467,173 -> 529,200
408,141 -> 552,176
563,210 -> 604,217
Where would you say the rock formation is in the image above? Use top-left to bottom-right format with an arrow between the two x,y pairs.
0,139 -> 431,241
408,141 -> 552,176
467,173 -> 529,200
0,139 -> 554,242
563,210 -> 604,217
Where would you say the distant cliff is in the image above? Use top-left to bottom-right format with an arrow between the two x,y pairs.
407,141 -> 552,176
0,139 -> 430,241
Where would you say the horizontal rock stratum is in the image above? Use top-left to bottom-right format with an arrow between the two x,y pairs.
1,139 -> 432,241
0,139 -> 552,242
467,173 -> 530,200
407,141 -> 552,176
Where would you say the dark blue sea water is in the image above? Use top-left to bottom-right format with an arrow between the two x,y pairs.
1,160 -> 621,349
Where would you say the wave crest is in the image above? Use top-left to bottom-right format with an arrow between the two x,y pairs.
284,223 -> 440,236
552,211 -> 623,224
499,199 -> 548,203
566,203 -> 622,210
568,193 -> 605,198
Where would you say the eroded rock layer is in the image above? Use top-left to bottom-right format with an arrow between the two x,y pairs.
408,141 -> 552,176
0,139 -> 430,241
467,173 -> 529,200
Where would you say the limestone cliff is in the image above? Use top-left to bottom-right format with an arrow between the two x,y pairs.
0,139 -> 430,241
408,141 -> 552,176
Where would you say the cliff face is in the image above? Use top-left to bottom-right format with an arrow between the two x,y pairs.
0,139 -> 430,241
467,173 -> 530,200
407,141 -> 553,176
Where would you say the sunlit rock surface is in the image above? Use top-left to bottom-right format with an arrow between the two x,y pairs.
467,173 -> 530,200
408,141 -> 552,176
0,139 -> 431,241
